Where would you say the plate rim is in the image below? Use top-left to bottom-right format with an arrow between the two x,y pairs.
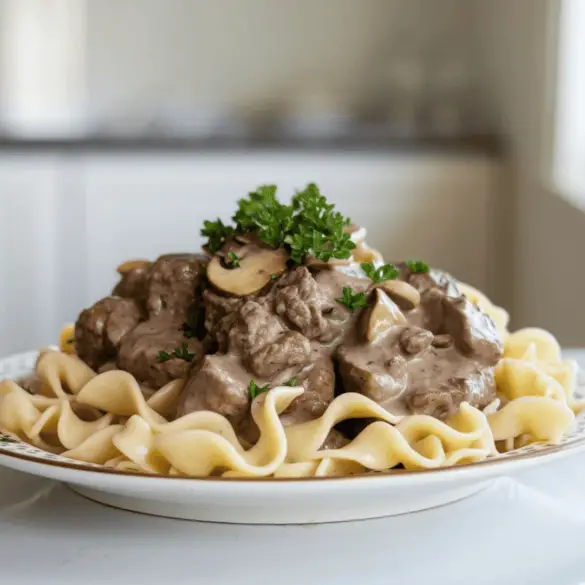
1,433 -> 585,485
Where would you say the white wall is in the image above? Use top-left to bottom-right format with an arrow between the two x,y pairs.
473,0 -> 585,345
84,0 -> 477,122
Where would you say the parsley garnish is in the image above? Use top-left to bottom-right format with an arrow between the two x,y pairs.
201,218 -> 235,254
270,273 -> 279,280
202,183 -> 356,264
157,342 -> 196,363
65,338 -> 74,344
249,380 -> 270,400
361,262 -> 399,283
336,287 -> 368,311
285,184 -> 355,263
407,260 -> 429,273
227,251 -> 241,268
284,377 -> 298,386
180,308 -> 199,339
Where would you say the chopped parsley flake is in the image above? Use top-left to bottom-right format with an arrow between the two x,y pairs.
157,342 -> 196,363
249,380 -> 270,400
227,251 -> 241,268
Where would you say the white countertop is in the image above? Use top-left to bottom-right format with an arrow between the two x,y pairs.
2,351 -> 585,585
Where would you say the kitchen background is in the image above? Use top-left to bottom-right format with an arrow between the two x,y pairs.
0,0 -> 583,354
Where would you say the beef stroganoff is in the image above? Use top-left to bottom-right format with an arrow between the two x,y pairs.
0,184 -> 581,478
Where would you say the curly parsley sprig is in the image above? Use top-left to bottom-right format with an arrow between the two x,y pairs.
201,219 -> 235,254
201,183 -> 356,264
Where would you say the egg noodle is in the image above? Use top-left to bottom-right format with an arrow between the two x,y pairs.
0,284 -> 580,478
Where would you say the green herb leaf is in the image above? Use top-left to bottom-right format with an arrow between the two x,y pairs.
336,287 -> 368,311
174,342 -> 196,362
201,218 -> 235,254
284,377 -> 298,386
156,350 -> 173,363
270,273 -> 278,280
65,338 -> 74,344
361,262 -> 399,284
233,185 -> 293,248
227,251 -> 241,268
407,259 -> 429,274
157,342 -> 196,363
289,184 -> 355,262
249,380 -> 270,400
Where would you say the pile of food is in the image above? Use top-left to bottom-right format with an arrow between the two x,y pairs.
0,184 -> 580,478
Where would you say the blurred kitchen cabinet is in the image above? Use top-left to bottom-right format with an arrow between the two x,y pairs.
79,152 -> 500,302
0,154 -> 71,355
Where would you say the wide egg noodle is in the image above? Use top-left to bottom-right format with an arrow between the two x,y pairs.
284,392 -> 403,463
314,403 -> 495,471
490,327 -> 578,448
487,396 -> 574,444
154,387 -> 303,476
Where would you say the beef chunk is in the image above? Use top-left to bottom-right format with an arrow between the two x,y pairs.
442,296 -> 502,365
246,331 -> 312,379
176,354 -> 251,425
146,254 -> 207,320
280,357 -> 335,424
227,300 -> 286,356
406,367 -> 496,420
336,337 -> 409,408
275,267 -> 335,341
112,263 -> 152,307
117,316 -> 203,389
75,297 -> 143,370
202,289 -> 244,351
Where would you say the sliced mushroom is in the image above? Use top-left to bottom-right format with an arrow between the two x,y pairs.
207,248 -> 288,296
352,243 -> 384,264
364,288 -> 406,343
376,280 -> 420,310
116,259 -> 151,274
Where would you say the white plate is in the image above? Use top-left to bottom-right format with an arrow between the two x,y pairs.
2,350 -> 585,524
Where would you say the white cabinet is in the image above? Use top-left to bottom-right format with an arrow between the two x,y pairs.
0,150 -> 500,355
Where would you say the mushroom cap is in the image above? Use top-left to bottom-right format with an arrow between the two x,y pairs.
376,280 -> 421,311
364,288 -> 407,343
207,247 -> 288,296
